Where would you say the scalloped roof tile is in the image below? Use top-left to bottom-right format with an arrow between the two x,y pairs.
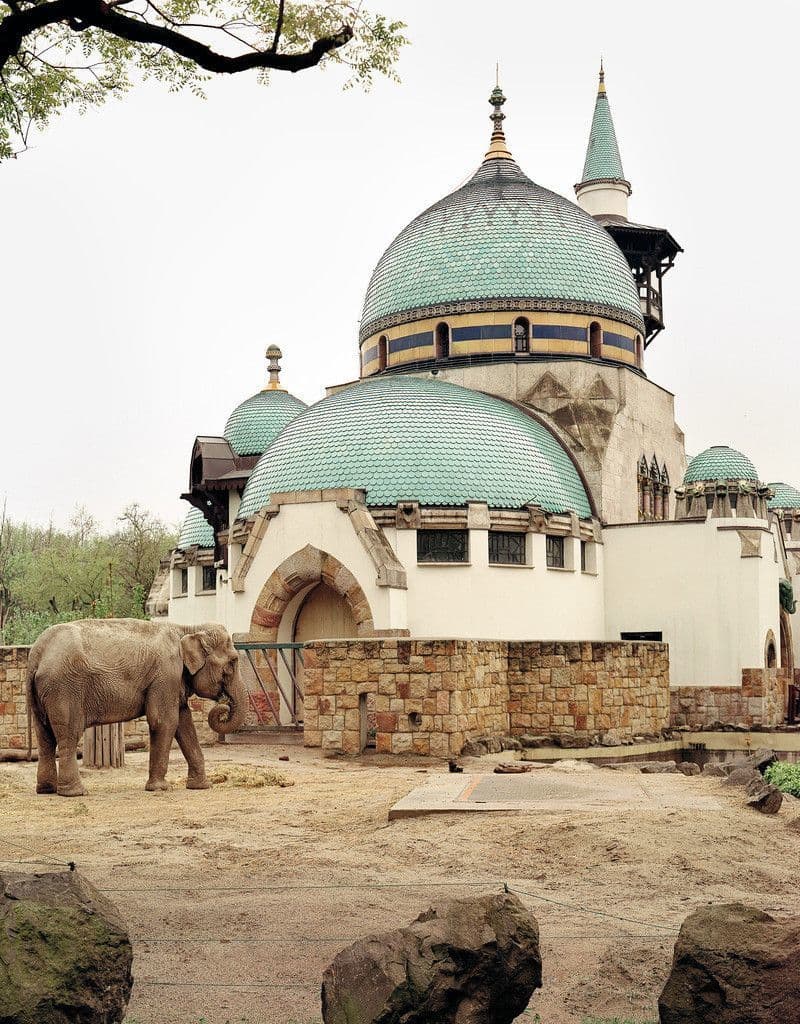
768,482 -> 800,510
238,376 -> 592,519
361,157 -> 643,337
580,83 -> 626,182
223,389 -> 307,457
684,446 -> 759,484
177,506 -> 214,549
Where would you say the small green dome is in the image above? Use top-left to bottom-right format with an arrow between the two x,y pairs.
684,446 -> 759,484
177,506 -> 214,549
768,483 -> 800,510
238,376 -> 592,519
224,389 -> 307,457
360,156 -> 644,340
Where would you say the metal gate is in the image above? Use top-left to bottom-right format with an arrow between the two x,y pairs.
235,642 -> 305,728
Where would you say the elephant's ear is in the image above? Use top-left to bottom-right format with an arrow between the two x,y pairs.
180,632 -> 209,675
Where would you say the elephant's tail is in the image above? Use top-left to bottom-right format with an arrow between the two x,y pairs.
26,648 -> 43,762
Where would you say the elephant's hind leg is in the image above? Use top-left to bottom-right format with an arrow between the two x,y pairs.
175,706 -> 210,790
50,703 -> 86,797
33,709 -> 58,795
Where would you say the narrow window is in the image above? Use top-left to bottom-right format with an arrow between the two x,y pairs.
546,535 -> 565,569
179,568 -> 188,595
635,335 -> 643,367
589,321 -> 602,359
417,529 -> 468,563
378,335 -> 388,371
202,565 -> 216,592
513,317 -> 530,354
766,638 -> 777,669
489,531 -> 526,565
580,540 -> 587,572
435,322 -> 450,360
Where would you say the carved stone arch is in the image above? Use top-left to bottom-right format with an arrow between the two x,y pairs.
779,610 -> 794,671
249,545 -> 375,642
765,629 -> 778,669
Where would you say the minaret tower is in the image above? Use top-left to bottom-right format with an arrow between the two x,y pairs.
574,61 -> 631,220
576,63 -> 682,346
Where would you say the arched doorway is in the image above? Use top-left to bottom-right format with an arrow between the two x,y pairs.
589,322 -> 602,359
435,322 -> 450,360
288,583 -> 358,724
248,546 -> 375,729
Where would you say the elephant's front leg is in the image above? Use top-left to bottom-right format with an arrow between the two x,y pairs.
145,698 -> 179,792
175,706 -> 210,789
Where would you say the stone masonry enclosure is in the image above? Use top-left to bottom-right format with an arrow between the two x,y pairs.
301,639 -> 670,756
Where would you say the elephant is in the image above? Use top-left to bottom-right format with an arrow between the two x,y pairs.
27,618 -> 247,796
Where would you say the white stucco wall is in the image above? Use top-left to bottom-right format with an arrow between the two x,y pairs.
167,500 -> 607,643
603,518 -> 782,687
168,565 -> 217,626
389,528 -> 605,640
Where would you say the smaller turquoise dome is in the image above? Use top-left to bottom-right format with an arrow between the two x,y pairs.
684,446 -> 758,484
768,483 -> 800,510
238,376 -> 592,519
177,507 -> 214,549
224,389 -> 307,457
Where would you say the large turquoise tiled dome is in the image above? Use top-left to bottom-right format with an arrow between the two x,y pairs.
360,154 -> 644,340
684,446 -> 759,484
768,483 -> 800,510
177,506 -> 214,549
224,389 -> 307,457
238,376 -> 592,519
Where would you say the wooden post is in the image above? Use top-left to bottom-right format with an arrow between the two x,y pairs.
83,723 -> 125,768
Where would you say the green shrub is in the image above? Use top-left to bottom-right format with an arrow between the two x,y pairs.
765,761 -> 800,797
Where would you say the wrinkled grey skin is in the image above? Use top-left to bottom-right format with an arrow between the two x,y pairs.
27,618 -> 246,796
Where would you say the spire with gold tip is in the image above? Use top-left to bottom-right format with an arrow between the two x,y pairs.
484,77 -> 513,162
263,344 -> 286,392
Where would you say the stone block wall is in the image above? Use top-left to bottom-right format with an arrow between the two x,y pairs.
507,641 -> 670,742
302,638 -> 670,756
0,646 -> 217,760
0,647 -> 31,757
670,668 -> 792,730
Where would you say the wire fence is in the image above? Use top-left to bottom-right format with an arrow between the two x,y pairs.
0,833 -> 680,1016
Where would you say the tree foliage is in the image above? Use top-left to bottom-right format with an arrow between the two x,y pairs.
0,0 -> 406,157
0,501 -> 177,643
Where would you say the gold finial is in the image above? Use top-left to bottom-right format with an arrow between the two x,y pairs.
264,344 -> 286,391
598,58 -> 606,95
484,78 -> 512,162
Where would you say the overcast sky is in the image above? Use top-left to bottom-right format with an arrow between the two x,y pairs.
1,1 -> 798,530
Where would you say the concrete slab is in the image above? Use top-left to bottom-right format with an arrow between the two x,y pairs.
388,768 -> 723,820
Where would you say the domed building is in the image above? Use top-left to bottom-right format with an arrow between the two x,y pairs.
156,69 -> 800,752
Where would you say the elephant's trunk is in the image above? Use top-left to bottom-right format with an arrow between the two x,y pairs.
207,661 -> 247,736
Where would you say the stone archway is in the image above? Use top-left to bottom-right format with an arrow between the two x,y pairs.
249,544 -> 375,642
780,611 -> 794,671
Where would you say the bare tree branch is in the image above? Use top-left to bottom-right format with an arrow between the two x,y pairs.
0,0 -> 354,75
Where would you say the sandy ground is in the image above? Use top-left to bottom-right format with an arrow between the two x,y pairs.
1,740 -> 799,1024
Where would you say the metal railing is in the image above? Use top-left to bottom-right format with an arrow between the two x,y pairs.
234,642 -> 305,728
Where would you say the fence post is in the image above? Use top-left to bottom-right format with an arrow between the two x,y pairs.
83,724 -> 125,768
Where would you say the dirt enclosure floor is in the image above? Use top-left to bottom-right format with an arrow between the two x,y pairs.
2,740 -> 800,1024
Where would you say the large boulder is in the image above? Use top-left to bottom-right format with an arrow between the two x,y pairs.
659,903 -> 800,1024
0,869 -> 132,1024
321,892 -> 541,1024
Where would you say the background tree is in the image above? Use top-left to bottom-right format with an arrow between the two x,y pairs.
0,501 -> 177,643
0,0 -> 406,157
